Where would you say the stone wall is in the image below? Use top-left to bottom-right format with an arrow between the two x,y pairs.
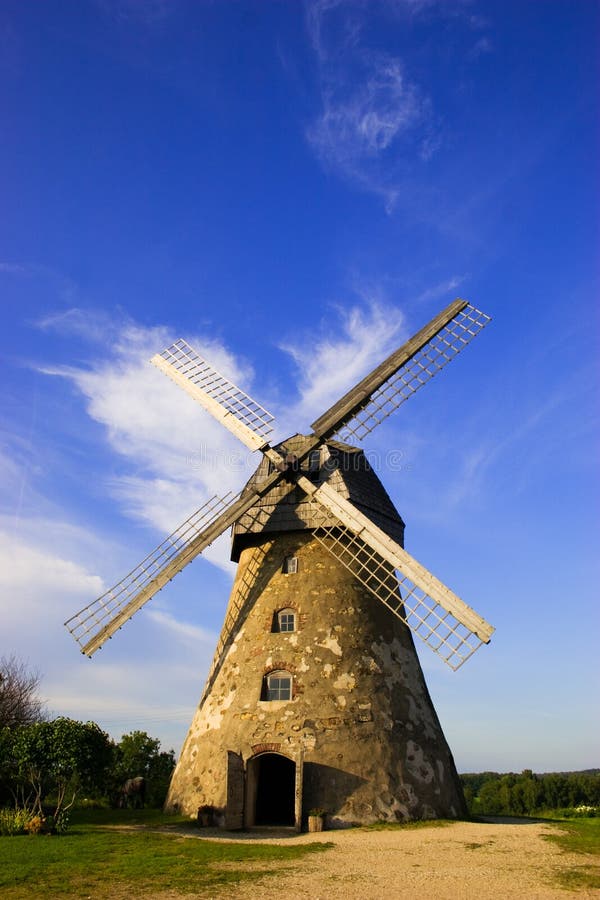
165,531 -> 467,826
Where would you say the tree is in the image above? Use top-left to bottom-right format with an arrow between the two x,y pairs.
0,656 -> 46,730
7,717 -> 113,829
479,779 -> 502,815
521,773 -> 543,814
113,730 -> 176,807
115,730 -> 161,780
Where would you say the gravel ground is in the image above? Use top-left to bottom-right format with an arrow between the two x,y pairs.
204,819 -> 599,900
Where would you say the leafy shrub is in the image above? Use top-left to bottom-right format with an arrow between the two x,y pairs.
53,810 -> 70,833
24,815 -> 46,834
0,807 -> 31,836
559,806 -> 598,819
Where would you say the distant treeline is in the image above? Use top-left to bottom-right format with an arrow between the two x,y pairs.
460,770 -> 600,816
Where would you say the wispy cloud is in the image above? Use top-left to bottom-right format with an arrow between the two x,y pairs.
0,516 -> 109,662
44,657 -> 207,749
304,1 -> 495,211
14,297 -> 412,664
0,506 -> 217,751
34,312 -> 257,570
146,608 -> 217,649
0,529 -> 104,602
35,307 -> 119,344
309,52 -> 423,156
279,298 -> 407,430
414,276 -> 466,305
305,1 -> 435,209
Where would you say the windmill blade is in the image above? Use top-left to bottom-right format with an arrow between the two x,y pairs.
311,299 -> 491,443
66,492 -> 237,656
152,339 -> 275,452
65,469 -> 285,656
301,478 -> 494,670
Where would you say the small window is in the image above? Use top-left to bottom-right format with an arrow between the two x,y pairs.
278,610 -> 295,632
262,670 -> 292,701
271,608 -> 296,633
283,556 -> 298,575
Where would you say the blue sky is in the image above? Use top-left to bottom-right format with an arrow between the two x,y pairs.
1,0 -> 598,772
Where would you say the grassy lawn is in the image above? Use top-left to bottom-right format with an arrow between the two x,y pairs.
543,817 -> 600,892
0,808 -> 331,899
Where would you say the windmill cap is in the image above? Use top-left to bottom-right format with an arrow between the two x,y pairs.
230,434 -> 405,562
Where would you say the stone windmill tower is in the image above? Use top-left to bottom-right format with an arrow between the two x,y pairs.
66,299 -> 494,829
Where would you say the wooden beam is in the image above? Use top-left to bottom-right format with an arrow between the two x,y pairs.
311,298 -> 468,440
80,466 -> 287,656
299,476 -> 494,644
151,352 -> 268,452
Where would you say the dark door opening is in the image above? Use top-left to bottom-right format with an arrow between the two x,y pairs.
253,753 -> 295,826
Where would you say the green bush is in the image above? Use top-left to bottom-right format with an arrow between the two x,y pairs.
0,807 -> 31,836
0,807 -> 71,836
559,805 -> 598,819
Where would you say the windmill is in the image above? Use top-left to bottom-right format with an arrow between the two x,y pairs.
65,298 -> 494,829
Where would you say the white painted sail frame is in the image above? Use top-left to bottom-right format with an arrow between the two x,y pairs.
152,339 -> 274,452
304,479 -> 494,669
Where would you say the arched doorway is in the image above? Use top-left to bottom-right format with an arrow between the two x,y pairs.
246,753 -> 296,826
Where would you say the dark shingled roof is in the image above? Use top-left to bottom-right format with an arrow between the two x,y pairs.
231,434 -> 405,561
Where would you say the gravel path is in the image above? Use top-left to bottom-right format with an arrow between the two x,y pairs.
215,820 -> 598,899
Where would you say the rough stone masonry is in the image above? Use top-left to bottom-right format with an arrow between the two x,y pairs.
165,438 -> 467,828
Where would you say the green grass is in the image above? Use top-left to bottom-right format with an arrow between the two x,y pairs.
70,806 -> 191,827
543,817 -> 600,892
362,818 -> 453,831
0,809 -> 331,899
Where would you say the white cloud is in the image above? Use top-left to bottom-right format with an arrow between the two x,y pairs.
0,511 -> 218,752
0,533 -> 104,596
0,516 -> 111,635
415,276 -> 465,305
35,307 -> 118,344
37,316 -> 257,569
305,2 -> 434,208
308,52 -> 424,162
304,1 -> 494,210
279,299 -> 407,431
0,520 -> 110,683
146,608 -> 217,648
44,656 -> 211,751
